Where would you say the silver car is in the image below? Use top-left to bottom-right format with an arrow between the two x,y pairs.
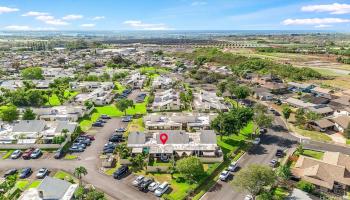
148,181 -> 160,192
154,182 -> 169,197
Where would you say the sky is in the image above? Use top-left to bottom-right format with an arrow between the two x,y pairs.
0,0 -> 350,31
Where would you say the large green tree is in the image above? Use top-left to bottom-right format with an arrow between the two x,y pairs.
22,108 -> 36,120
115,99 -> 134,116
1,105 -> 19,122
176,156 -> 205,182
282,105 -> 292,120
211,107 -> 254,139
232,164 -> 276,198
21,67 -> 43,80
74,166 -> 88,186
233,85 -> 250,107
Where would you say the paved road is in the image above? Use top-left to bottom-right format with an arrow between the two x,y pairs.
0,118 -> 156,200
201,115 -> 350,200
201,116 -> 298,200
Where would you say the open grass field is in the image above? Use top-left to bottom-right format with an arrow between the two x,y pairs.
15,180 -> 29,190
27,180 -> 41,189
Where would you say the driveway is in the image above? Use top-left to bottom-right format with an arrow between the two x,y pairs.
0,118 -> 156,200
328,132 -> 346,144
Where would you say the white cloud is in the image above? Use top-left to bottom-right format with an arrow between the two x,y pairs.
314,24 -> 333,28
123,20 -> 173,30
4,25 -> 30,30
62,14 -> 83,20
35,15 -> 69,26
282,18 -> 350,25
191,1 -> 207,6
0,6 -> 19,14
4,25 -> 57,31
22,11 -> 49,17
302,3 -> 350,15
81,23 -> 95,27
92,16 -> 105,20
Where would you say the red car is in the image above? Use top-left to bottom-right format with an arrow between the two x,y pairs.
22,148 -> 35,160
82,134 -> 95,141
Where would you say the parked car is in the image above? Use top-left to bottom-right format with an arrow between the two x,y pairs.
92,122 -> 104,127
113,165 -> 128,179
252,138 -> 261,145
54,148 -> 64,159
104,142 -> 117,150
228,161 -> 238,172
244,195 -> 253,200
30,148 -> 42,159
81,134 -> 95,141
270,159 -> 278,168
103,148 -> 115,154
3,168 -> 17,177
219,170 -> 230,181
97,119 -> 107,123
69,145 -> 84,152
115,128 -> 126,132
36,168 -> 48,179
132,175 -> 145,186
275,149 -> 284,158
109,134 -> 123,142
139,177 -> 154,191
19,168 -> 32,179
148,181 -> 160,192
121,116 -> 132,122
76,137 -> 91,146
22,148 -> 35,159
154,182 -> 169,197
101,114 -> 111,119
10,150 -> 22,159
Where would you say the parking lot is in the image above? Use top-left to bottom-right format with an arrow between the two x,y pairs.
128,89 -> 148,103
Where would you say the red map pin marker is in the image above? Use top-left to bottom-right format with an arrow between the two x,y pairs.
160,133 -> 168,145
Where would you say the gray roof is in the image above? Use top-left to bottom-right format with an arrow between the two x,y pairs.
54,121 -> 77,133
156,130 -> 189,144
12,120 -> 46,133
128,132 -> 146,144
200,130 -> 216,144
38,176 -> 72,199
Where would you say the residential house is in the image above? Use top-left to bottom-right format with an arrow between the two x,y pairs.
32,106 -> 88,122
194,90 -> 230,112
307,105 -> 334,117
288,82 -> 315,93
152,75 -> 173,89
330,116 -> 350,133
252,74 -> 287,94
18,176 -> 78,200
125,72 -> 146,89
127,130 -> 222,161
253,87 -> 274,101
285,97 -> 315,109
330,96 -> 350,108
292,151 -> 350,193
73,82 -> 114,105
0,120 -> 77,144
151,89 -> 181,111
333,107 -> 350,117
143,112 -> 217,131
307,119 -> 335,132
311,87 -> 333,99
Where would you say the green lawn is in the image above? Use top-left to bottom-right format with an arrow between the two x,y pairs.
217,122 -> 253,155
2,150 -> 14,159
63,154 -> 78,160
53,170 -> 75,182
289,125 -> 332,143
64,90 -> 78,99
79,112 -> 101,132
126,118 -> 145,135
302,149 -> 324,160
28,180 -> 41,189
105,162 -> 121,176
15,180 -> 29,190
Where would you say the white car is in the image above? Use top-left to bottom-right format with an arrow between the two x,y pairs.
132,175 -> 144,186
10,150 -> 22,159
36,168 -> 48,178
244,194 -> 253,200
228,161 -> 238,172
252,138 -> 261,145
154,182 -> 169,197
148,181 -> 160,192
219,170 -> 230,181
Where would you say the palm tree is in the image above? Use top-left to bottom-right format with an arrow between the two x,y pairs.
74,166 -> 88,186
